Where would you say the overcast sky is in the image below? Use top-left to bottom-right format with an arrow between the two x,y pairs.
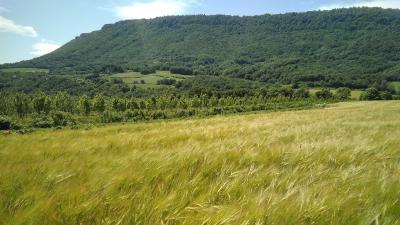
0,0 -> 399,64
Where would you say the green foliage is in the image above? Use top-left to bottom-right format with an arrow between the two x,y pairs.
8,8 -> 400,88
315,88 -> 333,99
335,87 -> 351,100
93,95 -> 106,113
360,88 -> 381,100
13,93 -> 30,117
140,67 -> 156,75
32,116 -> 54,128
99,65 -> 124,74
0,90 -> 334,130
79,95 -> 91,116
170,67 -> 193,75
157,79 -> 176,85
0,72 -> 136,96
293,88 -> 310,98
380,91 -> 393,100
0,116 -> 12,130
50,111 -> 74,127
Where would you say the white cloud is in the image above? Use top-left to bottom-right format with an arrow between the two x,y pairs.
320,0 -> 400,10
115,0 -> 198,20
0,15 -> 38,37
31,40 -> 61,56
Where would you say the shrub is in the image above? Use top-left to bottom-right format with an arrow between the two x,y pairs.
0,116 -> 12,130
360,88 -> 381,100
101,111 -> 124,123
293,88 -> 310,98
380,91 -> 393,100
157,79 -> 177,85
170,67 -> 193,75
335,87 -> 351,100
315,88 -> 333,99
50,111 -> 73,127
140,68 -> 156,75
33,117 -> 54,128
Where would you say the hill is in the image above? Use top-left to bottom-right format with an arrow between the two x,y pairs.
7,7 -> 400,88
1,101 -> 399,224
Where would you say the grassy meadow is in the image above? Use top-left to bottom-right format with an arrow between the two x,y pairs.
111,71 -> 192,88
1,101 -> 400,224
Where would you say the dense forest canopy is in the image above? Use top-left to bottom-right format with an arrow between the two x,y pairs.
3,7 -> 400,88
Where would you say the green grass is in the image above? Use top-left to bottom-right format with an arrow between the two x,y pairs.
1,101 -> 400,224
111,71 -> 192,88
390,82 -> 400,94
0,68 -> 49,73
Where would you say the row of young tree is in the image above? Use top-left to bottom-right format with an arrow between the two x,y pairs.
0,86 -> 395,131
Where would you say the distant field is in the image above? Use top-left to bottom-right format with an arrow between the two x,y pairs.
0,67 -> 49,73
111,71 -> 192,88
310,88 -> 362,100
1,101 -> 400,224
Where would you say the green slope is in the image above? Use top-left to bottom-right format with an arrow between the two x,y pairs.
9,8 -> 400,87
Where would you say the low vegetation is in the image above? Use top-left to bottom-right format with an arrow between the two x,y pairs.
1,101 -> 399,224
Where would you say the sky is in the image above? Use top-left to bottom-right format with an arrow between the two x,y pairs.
0,0 -> 400,64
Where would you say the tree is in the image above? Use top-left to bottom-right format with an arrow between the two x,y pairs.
54,92 -> 74,113
13,93 -> 30,117
93,95 -> 106,113
33,93 -> 52,115
360,88 -> 381,101
79,95 -> 91,116
335,87 -> 351,100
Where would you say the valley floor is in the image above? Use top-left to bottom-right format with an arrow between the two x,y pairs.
0,101 -> 400,224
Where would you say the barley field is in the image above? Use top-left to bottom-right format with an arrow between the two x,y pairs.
0,101 -> 399,225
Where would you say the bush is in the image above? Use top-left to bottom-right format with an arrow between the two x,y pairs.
140,68 -> 156,75
360,88 -> 381,100
157,79 -> 177,85
33,117 -> 54,128
170,67 -> 193,75
380,91 -> 393,100
335,87 -> 351,100
0,116 -> 12,130
101,111 -> 124,123
50,111 -> 74,127
315,88 -> 333,99
293,88 -> 310,98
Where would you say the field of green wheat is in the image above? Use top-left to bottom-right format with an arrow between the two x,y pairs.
1,101 -> 399,225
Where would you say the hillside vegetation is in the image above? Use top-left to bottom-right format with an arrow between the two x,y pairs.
1,101 -> 399,224
8,8 -> 400,88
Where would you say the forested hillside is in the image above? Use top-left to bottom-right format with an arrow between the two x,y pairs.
6,7 -> 400,88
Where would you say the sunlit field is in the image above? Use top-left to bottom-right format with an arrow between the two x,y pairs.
111,71 -> 192,88
1,101 -> 399,225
